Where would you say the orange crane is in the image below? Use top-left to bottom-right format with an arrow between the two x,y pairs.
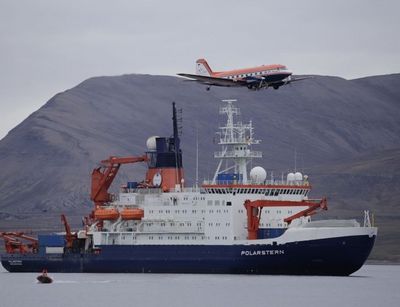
243,198 -> 328,240
90,155 -> 148,208
61,214 -> 76,249
0,232 -> 38,254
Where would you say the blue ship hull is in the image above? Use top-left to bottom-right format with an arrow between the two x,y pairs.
1,234 -> 375,276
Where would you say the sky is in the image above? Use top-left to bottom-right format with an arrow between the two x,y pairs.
1,0 -> 399,139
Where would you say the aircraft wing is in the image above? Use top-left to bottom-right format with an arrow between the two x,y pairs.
266,76 -> 313,88
177,73 -> 247,87
286,76 -> 313,83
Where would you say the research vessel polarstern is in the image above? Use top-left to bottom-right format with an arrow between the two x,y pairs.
1,99 -> 377,275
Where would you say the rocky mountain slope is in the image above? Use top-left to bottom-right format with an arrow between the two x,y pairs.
0,73 -> 399,261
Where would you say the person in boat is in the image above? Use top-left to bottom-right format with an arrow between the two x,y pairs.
37,269 -> 52,283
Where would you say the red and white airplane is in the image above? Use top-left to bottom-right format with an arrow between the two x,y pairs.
178,59 -> 309,90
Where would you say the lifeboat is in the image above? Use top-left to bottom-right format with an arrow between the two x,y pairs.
120,208 -> 144,220
94,208 -> 120,220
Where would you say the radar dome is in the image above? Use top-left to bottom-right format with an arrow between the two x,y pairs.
250,166 -> 267,183
287,172 -> 295,182
294,172 -> 303,181
146,136 -> 159,151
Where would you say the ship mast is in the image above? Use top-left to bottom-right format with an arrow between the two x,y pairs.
212,99 -> 262,184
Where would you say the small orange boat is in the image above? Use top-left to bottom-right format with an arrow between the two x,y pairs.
94,208 -> 120,220
120,208 -> 144,220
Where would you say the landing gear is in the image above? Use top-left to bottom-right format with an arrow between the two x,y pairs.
273,85 -> 280,90
206,86 -> 211,91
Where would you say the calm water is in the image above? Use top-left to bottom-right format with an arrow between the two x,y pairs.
0,265 -> 398,307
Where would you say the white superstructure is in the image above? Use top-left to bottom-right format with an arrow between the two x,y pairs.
87,100 -> 376,248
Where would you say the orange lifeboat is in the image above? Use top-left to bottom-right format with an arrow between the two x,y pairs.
94,208 -> 120,220
120,208 -> 144,220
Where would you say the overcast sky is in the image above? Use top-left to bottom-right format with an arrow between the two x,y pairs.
1,0 -> 399,139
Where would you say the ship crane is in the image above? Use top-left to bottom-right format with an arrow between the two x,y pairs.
243,198 -> 328,240
90,155 -> 148,208
0,232 -> 38,254
61,214 -> 77,249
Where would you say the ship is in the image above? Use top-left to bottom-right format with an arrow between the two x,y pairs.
0,99 -> 377,275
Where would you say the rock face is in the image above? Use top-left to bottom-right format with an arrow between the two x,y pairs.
0,73 -> 399,260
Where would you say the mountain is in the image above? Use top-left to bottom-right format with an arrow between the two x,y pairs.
0,73 -> 399,261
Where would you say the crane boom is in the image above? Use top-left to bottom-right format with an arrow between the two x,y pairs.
90,155 -> 148,208
0,232 -> 38,253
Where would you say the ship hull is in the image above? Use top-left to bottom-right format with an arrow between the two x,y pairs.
1,234 -> 375,276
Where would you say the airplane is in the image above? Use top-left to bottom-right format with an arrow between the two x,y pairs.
178,58 -> 309,91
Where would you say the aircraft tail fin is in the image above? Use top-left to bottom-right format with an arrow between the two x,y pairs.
196,59 -> 213,76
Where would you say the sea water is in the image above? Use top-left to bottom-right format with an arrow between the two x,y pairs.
0,265 -> 398,307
